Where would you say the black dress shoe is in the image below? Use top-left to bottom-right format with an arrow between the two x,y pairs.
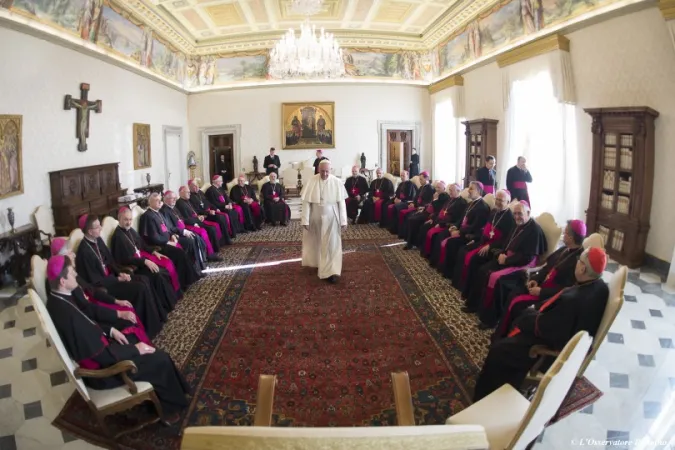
207,254 -> 223,262
478,322 -> 494,330
327,275 -> 339,284
403,245 -> 413,250
280,222 -> 288,226
461,305 -> 477,314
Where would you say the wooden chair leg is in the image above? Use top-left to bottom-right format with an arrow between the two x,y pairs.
148,391 -> 168,425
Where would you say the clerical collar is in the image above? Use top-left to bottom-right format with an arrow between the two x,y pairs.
84,235 -> 97,243
52,289 -> 72,297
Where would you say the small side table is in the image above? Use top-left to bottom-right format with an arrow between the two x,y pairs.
0,224 -> 40,287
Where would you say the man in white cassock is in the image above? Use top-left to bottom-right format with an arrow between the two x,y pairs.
301,159 -> 348,283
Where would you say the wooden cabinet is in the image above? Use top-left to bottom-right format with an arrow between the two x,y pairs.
462,119 -> 498,187
50,163 -> 127,235
585,107 -> 658,268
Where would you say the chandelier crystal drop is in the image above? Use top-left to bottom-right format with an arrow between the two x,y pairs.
268,20 -> 346,79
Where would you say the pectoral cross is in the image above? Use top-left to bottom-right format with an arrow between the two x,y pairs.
489,230 -> 495,238
64,83 -> 102,152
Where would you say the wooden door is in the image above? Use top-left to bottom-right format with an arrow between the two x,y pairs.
209,134 -> 234,182
386,129 -> 413,174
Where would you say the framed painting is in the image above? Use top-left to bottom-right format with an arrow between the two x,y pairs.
0,115 -> 23,200
133,123 -> 152,169
282,102 -> 335,149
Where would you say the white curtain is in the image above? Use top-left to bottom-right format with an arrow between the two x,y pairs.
501,51 -> 581,223
432,86 -> 465,185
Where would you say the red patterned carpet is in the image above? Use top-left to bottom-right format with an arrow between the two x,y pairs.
52,225 -> 601,449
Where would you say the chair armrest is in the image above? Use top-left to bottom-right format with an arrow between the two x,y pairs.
119,265 -> 136,274
391,371 -> 415,426
75,360 -> 139,394
254,375 -> 276,426
528,345 -> 560,377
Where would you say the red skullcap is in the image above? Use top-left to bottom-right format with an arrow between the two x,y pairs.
118,206 -> 131,215
212,175 -> 222,182
420,171 -> 430,178
502,189 -> 511,197
78,214 -> 88,231
51,237 -> 68,256
569,220 -> 587,238
580,247 -> 607,277
179,186 -> 189,193
519,200 -> 530,210
473,181 -> 484,192
47,255 -> 66,281
164,190 -> 174,197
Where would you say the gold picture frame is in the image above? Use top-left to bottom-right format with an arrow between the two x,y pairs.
282,102 -> 335,149
0,115 -> 24,200
133,123 -> 152,170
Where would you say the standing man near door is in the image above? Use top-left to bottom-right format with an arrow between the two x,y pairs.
216,152 -> 230,182
506,156 -> 533,205
264,147 -> 281,176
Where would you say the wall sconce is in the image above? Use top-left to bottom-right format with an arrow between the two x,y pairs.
187,151 -> 197,180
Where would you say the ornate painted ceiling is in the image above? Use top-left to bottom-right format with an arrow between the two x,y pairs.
128,0 -> 499,53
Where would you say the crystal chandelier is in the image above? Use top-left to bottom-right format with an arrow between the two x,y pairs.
268,19 -> 346,79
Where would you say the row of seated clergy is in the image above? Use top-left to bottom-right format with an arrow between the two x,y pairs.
43,254 -> 191,419
472,246 -> 609,401
205,175 -> 264,231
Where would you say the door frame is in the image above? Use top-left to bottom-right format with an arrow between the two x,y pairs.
200,125 -> 241,183
163,125 -> 184,190
377,120 -> 421,174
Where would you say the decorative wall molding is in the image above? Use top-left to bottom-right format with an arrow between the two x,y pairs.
377,121 -> 422,172
429,75 -> 464,95
496,34 -> 570,68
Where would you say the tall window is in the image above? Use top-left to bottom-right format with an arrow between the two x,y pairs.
433,97 -> 459,184
503,70 -> 579,222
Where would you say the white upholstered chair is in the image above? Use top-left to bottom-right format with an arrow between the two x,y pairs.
281,168 -> 298,188
383,172 -> 400,191
526,266 -> 627,382
410,175 -> 421,188
255,176 -> 270,192
30,255 -> 48,304
131,205 -> 145,232
446,331 -> 593,450
182,372 -> 489,450
100,216 -> 119,249
28,288 -> 167,440
583,232 -> 605,249
226,179 -> 238,193
67,228 -> 85,253
482,193 -> 495,210
534,213 -> 563,262
459,188 -> 470,200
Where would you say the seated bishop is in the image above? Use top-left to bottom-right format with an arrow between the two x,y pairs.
75,214 -> 166,339
428,181 -> 490,269
449,189 -> 515,287
403,181 -> 449,250
177,186 -> 232,245
357,168 -> 394,225
472,247 -> 609,401
189,179 -> 240,236
463,201 -> 547,322
47,255 -> 190,419
396,171 -> 434,239
160,191 -> 222,264
418,183 -> 467,257
230,174 -> 264,231
343,166 -> 369,224
205,176 -> 245,231
260,172 -> 290,226
111,207 -> 182,296
384,170 -> 417,232
139,193 -> 202,285
491,220 -> 586,339
50,237 -> 149,345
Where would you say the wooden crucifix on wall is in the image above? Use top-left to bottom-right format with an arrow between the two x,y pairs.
64,83 -> 102,152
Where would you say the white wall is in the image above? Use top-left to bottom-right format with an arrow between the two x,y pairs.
453,7 -> 675,261
188,84 -> 431,180
0,26 -> 188,234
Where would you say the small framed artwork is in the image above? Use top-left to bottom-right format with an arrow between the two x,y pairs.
282,102 -> 335,149
0,115 -> 23,200
133,123 -> 151,169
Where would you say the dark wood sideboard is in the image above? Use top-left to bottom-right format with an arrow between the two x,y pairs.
50,163 -> 127,235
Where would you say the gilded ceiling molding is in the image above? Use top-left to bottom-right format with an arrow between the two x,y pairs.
121,0 -> 195,53
422,0 -> 501,48
660,0 -> 675,19
496,34 -> 570,68
428,75 -> 464,94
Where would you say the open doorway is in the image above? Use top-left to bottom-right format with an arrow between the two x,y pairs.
209,134 -> 234,183
386,130 -> 412,175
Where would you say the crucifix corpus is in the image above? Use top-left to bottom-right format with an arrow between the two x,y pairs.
64,83 -> 102,152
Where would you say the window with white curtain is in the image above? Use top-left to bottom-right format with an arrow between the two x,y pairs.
433,97 -> 460,184
503,69 -> 580,222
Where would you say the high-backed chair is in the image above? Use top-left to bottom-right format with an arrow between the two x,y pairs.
255,176 -> 270,192
482,193 -> 495,210
30,255 -> 48,304
281,168 -> 297,188
583,232 -> 605,249
383,172 -> 400,191
181,372 -> 489,450
100,216 -> 119,249
534,213 -> 563,262
67,228 -> 85,253
131,205 -> 145,232
410,175 -> 421,188
28,289 -> 167,441
33,205 -> 55,256
459,188 -> 470,200
446,331 -> 593,450
527,266 -> 627,382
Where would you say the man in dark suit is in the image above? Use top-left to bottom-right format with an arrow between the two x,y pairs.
263,147 -> 281,176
